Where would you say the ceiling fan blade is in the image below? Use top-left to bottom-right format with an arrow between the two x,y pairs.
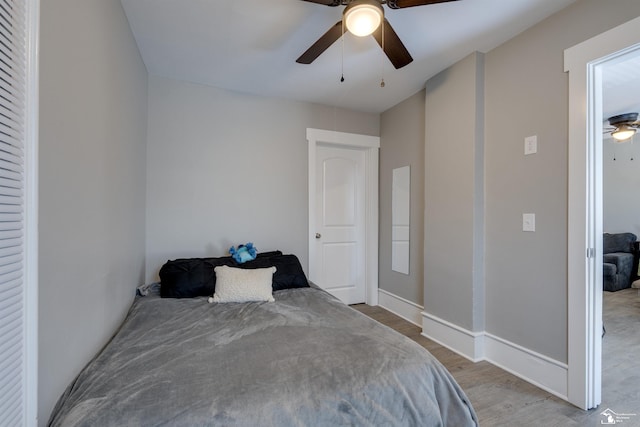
373,19 -> 413,69
386,0 -> 459,9
300,0 -> 341,6
297,21 -> 346,64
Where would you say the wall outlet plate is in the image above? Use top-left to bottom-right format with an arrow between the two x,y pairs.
525,135 -> 537,155
523,213 -> 536,232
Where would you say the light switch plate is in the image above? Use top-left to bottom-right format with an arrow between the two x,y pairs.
525,135 -> 537,155
523,213 -> 535,232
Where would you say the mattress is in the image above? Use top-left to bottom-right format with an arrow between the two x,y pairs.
48,284 -> 478,426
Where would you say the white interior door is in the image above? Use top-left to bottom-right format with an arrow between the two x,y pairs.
313,144 -> 366,304
306,128 -> 379,306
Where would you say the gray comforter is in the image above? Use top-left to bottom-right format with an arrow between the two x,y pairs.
49,285 -> 478,426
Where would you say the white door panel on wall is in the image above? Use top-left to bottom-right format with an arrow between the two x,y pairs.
314,145 -> 366,304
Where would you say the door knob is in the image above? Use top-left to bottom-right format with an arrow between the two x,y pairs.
315,233 -> 321,239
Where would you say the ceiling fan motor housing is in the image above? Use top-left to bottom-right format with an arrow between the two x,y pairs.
608,112 -> 638,126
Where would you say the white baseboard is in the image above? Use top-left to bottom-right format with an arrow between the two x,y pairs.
421,312 -> 568,399
377,289 -> 423,327
484,333 -> 568,400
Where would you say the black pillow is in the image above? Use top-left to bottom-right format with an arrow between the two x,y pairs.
159,256 -> 232,298
255,251 -> 283,259
159,250 -> 284,298
240,254 -> 309,291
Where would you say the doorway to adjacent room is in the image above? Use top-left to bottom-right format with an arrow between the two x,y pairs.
565,15 -> 640,410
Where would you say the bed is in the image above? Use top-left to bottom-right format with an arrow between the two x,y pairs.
48,254 -> 478,426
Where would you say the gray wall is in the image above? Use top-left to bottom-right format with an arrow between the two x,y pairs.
483,0 -> 640,363
424,52 -> 485,332
603,139 -> 640,236
145,75 -> 380,282
38,0 -> 148,423
379,90 -> 425,305
419,0 -> 640,363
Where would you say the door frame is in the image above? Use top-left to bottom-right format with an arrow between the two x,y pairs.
306,128 -> 379,306
565,16 -> 640,410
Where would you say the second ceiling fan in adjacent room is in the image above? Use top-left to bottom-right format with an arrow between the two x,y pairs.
606,113 -> 640,142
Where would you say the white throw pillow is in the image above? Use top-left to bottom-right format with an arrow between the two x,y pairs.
209,265 -> 276,303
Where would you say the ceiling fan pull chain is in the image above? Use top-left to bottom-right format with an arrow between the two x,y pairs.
380,19 -> 385,88
340,20 -> 345,82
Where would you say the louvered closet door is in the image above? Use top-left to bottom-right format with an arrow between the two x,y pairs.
0,0 -> 30,425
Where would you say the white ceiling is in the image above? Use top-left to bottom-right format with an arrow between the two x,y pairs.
120,0 -> 578,113
603,52 -> 640,120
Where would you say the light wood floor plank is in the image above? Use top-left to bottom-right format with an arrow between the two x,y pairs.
351,288 -> 640,426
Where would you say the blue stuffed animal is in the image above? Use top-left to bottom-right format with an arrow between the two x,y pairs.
229,242 -> 257,264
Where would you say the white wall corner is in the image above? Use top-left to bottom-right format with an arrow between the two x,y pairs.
378,289 -> 423,326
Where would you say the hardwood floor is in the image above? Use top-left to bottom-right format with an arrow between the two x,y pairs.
351,288 -> 640,426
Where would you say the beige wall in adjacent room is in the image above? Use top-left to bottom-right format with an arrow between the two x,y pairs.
603,137 -> 640,237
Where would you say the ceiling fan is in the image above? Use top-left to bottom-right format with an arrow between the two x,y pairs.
605,113 -> 639,142
296,0 -> 460,70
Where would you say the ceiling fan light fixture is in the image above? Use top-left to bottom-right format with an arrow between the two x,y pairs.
344,0 -> 383,37
611,124 -> 637,142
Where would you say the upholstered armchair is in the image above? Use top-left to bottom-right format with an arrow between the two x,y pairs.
603,232 -> 639,291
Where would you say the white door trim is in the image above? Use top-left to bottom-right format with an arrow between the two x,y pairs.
564,15 -> 640,410
306,128 -> 379,306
